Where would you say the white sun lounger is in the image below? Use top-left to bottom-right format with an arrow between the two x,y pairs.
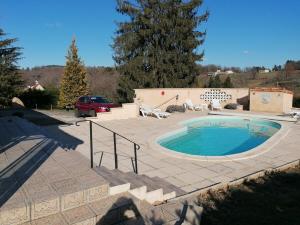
184,99 -> 204,111
140,105 -> 170,119
211,99 -> 222,110
288,108 -> 300,119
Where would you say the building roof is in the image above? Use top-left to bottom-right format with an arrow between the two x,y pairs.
27,80 -> 45,91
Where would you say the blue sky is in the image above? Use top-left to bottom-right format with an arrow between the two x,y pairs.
1,0 -> 299,69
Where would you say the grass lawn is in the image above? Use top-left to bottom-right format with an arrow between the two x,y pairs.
199,165 -> 300,225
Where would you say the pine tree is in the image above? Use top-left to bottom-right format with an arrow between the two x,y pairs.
223,76 -> 234,88
58,38 -> 88,108
113,0 -> 209,103
208,76 -> 214,88
0,28 -> 23,106
214,75 -> 221,88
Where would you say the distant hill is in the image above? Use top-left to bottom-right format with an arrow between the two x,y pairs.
20,66 -> 300,104
20,66 -> 120,101
196,70 -> 300,97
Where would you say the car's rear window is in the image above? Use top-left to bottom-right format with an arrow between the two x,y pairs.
90,96 -> 110,103
79,97 -> 87,103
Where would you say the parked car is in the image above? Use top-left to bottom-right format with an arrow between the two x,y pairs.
74,96 -> 119,117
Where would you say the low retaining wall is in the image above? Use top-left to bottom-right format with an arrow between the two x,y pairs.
134,88 -> 250,110
169,159 -> 300,202
95,103 -> 139,121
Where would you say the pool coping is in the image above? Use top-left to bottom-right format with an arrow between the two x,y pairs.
148,115 -> 293,162
208,111 -> 297,122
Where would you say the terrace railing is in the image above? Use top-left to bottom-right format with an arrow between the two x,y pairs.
154,94 -> 179,109
75,120 -> 141,174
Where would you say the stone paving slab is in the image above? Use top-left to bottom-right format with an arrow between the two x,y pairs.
164,176 -> 187,188
52,111 -> 300,194
176,172 -> 206,184
51,178 -> 86,211
62,205 -> 96,225
30,213 -> 67,225
22,192 -> 190,225
2,112 -> 299,224
0,117 -> 111,225
0,188 -> 30,225
76,173 -> 109,203
144,169 -> 169,179
139,200 -> 186,225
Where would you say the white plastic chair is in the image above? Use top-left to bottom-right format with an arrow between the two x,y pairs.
211,99 -> 222,110
288,108 -> 300,119
184,99 -> 203,111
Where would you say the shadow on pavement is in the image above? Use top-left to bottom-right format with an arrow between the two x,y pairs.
96,196 -> 203,225
0,108 -> 83,207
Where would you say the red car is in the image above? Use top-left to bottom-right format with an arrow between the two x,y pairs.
74,96 -> 119,117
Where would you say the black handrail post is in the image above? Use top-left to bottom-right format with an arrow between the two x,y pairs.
76,119 -> 140,173
134,144 -> 138,174
89,121 -> 94,168
113,133 -> 118,169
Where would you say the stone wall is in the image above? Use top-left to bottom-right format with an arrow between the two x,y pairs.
134,88 -> 250,110
95,103 -> 139,121
250,88 -> 293,113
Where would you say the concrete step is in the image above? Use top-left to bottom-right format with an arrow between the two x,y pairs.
21,193 -> 144,225
137,175 -> 178,201
94,167 -> 127,186
24,193 -> 196,225
128,186 -> 147,200
94,167 -> 164,203
151,176 -> 187,197
0,172 -> 110,225
95,103 -> 138,121
93,167 -> 131,195
93,166 -> 185,204
0,117 -> 113,225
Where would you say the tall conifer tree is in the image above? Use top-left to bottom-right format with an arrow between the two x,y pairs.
0,28 -> 23,106
223,76 -> 234,88
58,38 -> 88,108
113,0 -> 209,102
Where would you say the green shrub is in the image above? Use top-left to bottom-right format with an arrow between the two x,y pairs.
12,111 -> 24,118
166,105 -> 186,113
224,103 -> 238,110
19,89 -> 58,109
293,97 -> 300,108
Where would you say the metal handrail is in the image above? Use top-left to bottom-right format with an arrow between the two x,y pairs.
154,94 -> 179,109
75,120 -> 141,149
75,119 -> 141,174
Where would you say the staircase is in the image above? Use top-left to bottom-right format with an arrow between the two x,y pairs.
0,116 -> 186,225
93,166 -> 186,204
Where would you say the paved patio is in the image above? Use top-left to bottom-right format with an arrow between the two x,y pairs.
0,115 -> 202,224
0,117 -> 112,224
46,111 -> 300,193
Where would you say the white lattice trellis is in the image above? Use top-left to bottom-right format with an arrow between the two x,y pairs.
200,89 -> 232,102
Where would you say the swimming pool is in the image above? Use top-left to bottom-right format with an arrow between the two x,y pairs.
158,117 -> 281,156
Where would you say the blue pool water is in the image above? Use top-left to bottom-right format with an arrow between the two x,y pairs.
158,117 -> 281,156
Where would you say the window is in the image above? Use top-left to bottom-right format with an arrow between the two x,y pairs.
90,96 -> 110,103
83,97 -> 90,103
79,97 -> 85,103
79,96 -> 90,103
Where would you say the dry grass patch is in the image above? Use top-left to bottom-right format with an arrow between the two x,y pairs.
198,165 -> 300,225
